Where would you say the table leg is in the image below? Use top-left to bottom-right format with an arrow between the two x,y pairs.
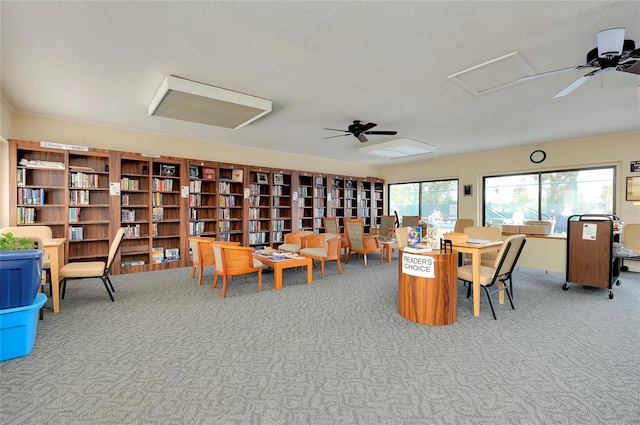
385,244 -> 392,263
306,260 -> 313,284
472,251 -> 481,317
48,245 -> 62,313
274,266 -> 283,290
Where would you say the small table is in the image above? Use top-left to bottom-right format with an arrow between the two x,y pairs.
253,254 -> 313,290
451,240 -> 503,317
379,239 -> 399,263
43,238 -> 66,313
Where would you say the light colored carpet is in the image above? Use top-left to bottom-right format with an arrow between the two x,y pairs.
1,253 -> 639,425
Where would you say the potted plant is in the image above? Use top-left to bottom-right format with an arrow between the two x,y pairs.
0,232 -> 43,310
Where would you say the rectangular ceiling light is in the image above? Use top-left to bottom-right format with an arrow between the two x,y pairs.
447,52 -> 535,96
359,138 -> 436,159
148,75 -> 272,129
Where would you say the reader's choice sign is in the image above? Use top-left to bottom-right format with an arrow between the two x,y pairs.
402,253 -> 435,278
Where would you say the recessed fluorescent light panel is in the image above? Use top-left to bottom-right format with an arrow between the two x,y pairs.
448,52 -> 535,95
359,138 -> 436,159
148,75 -> 272,129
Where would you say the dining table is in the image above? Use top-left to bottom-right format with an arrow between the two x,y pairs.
451,239 -> 503,317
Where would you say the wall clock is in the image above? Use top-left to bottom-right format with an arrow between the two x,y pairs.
530,150 -> 546,164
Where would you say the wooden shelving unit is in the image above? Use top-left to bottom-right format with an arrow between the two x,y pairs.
119,153 -> 152,270
188,161 -> 218,238
67,150 -> 111,262
271,170 -> 292,245
248,168 -> 271,247
8,139 -> 384,274
217,165 -> 245,244
313,174 -> 327,233
297,172 -> 314,232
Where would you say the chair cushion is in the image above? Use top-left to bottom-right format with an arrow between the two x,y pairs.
300,248 -> 327,258
253,258 -> 264,268
278,243 -> 300,253
457,264 -> 496,286
60,261 -> 106,278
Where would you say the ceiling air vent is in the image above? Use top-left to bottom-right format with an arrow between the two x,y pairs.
148,75 -> 272,129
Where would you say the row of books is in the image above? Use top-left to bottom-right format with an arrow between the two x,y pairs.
152,247 -> 180,263
69,172 -> 100,188
18,188 -> 46,205
120,177 -> 141,191
189,222 -> 205,235
69,207 -> 82,223
16,207 -> 36,224
248,221 -> 263,232
69,189 -> 90,206
69,226 -> 84,241
219,195 -> 236,207
122,209 -> 136,222
123,224 -> 141,238
248,233 -> 268,245
152,207 -> 164,221
189,180 -> 202,193
152,178 -> 174,192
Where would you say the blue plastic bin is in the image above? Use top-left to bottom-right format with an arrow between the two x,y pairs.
0,249 -> 43,309
0,292 -> 47,361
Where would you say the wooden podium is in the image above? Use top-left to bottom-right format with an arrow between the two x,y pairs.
398,248 -> 458,326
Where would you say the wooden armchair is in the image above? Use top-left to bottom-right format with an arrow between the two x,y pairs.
344,218 -> 381,267
189,236 -> 216,285
323,216 -> 349,256
299,233 -> 343,278
278,231 -> 314,253
215,244 -> 263,298
402,215 -> 420,227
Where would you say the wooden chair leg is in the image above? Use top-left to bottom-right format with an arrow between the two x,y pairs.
190,266 -> 196,278
221,276 -> 228,298
320,260 -> 325,278
364,254 -> 368,267
257,270 -> 262,292
337,259 -> 343,274
212,273 -> 219,288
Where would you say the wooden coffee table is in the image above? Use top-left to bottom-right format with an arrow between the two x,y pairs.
253,253 -> 313,290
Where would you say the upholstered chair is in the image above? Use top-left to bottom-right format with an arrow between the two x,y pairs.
299,233 -> 343,278
278,231 -> 314,253
344,218 -> 381,267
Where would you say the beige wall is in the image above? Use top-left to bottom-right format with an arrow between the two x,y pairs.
0,97 -> 15,227
373,131 -> 640,225
4,110 -> 640,227
10,113 -> 377,177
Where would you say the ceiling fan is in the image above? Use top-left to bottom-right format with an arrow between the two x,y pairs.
323,120 -> 397,143
518,27 -> 640,98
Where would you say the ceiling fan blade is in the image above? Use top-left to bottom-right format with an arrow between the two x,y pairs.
323,128 -> 348,132
364,131 -> 397,135
553,69 -> 600,98
357,133 -> 368,143
323,134 -> 351,140
359,122 -> 377,132
517,65 -> 592,83
619,60 -> 640,75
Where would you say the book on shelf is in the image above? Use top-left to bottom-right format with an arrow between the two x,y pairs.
152,207 -> 164,221
202,167 -> 215,180
231,169 -> 243,182
273,173 -> 284,185
189,165 -> 200,179
69,226 -> 84,241
152,247 -> 165,263
165,248 -> 180,262
121,260 -> 146,267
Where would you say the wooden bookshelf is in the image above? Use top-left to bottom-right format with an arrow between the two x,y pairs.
271,170 -> 292,245
8,139 -> 384,275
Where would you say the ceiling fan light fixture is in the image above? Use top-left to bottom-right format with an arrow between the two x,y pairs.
597,28 -> 625,58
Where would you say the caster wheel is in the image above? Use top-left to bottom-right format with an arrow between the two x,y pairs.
609,292 -> 614,299
616,280 -> 621,286
562,283 -> 569,291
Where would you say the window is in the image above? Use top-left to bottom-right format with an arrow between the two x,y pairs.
389,180 -> 459,232
483,166 -> 615,234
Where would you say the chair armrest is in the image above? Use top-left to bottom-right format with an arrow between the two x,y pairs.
325,236 -> 342,256
301,233 -> 323,249
363,235 -> 380,250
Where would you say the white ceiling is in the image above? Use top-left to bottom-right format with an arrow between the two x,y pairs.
2,1 -> 639,165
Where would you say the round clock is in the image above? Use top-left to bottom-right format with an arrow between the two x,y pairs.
530,149 -> 546,164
